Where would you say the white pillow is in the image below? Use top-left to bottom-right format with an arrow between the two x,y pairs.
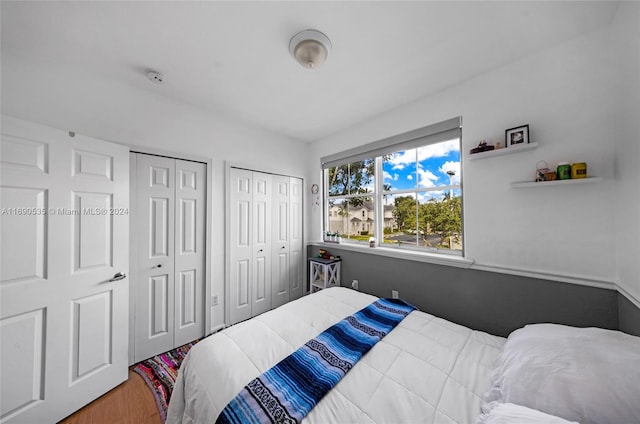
483,323 -> 640,424
477,401 -> 578,424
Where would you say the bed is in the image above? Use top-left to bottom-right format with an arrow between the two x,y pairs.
166,287 -> 640,424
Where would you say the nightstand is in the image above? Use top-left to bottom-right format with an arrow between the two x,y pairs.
309,257 -> 341,293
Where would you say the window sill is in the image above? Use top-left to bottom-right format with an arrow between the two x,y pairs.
308,241 -> 474,269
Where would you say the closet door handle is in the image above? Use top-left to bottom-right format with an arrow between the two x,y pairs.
258,249 -> 263,252
155,264 -> 163,268
281,246 -> 285,249
107,272 -> 127,282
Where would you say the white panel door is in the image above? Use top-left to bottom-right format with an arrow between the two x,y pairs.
251,172 -> 272,317
228,169 -> 274,324
229,168 -> 253,324
289,177 -> 303,301
0,116 -> 129,423
173,160 -> 206,347
133,155 -> 206,361
134,154 -> 176,361
271,175 -> 290,309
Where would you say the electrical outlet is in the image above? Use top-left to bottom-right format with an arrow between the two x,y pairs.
351,279 -> 359,290
391,290 -> 399,299
212,294 -> 219,306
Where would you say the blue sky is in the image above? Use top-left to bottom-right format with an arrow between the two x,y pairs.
383,138 -> 461,192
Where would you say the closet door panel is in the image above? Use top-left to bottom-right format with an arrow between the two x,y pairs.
271,176 -> 290,309
289,177 -> 303,300
229,168 -> 253,324
252,172 -> 272,317
227,169 -> 302,324
134,155 -> 175,362
174,160 -> 205,347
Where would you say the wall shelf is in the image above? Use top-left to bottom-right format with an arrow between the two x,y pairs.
468,142 -> 538,160
511,177 -> 602,188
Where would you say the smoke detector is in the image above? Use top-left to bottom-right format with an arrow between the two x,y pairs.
145,70 -> 164,84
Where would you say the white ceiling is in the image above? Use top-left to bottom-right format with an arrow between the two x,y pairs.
1,1 -> 619,143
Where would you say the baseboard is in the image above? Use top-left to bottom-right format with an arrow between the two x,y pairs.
208,324 -> 225,336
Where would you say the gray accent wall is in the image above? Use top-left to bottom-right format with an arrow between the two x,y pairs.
308,245 -> 623,338
618,294 -> 640,337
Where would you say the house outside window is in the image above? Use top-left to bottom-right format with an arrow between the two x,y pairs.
327,160 -> 375,240
322,117 -> 463,255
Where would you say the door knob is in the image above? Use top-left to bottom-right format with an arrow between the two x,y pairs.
155,264 -> 162,268
108,272 -> 127,282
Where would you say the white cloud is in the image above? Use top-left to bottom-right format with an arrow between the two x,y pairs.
406,174 -> 413,180
417,139 -> 459,161
417,169 -> 438,188
386,138 -> 459,169
387,149 -> 415,169
383,171 -> 400,182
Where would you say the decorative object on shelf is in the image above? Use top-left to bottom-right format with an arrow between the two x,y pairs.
468,142 -> 538,160
536,160 -> 557,182
571,162 -> 587,179
317,248 -> 330,259
505,124 -> 530,147
470,140 -> 495,154
324,231 -> 341,243
557,162 -> 571,180
518,160 -> 596,187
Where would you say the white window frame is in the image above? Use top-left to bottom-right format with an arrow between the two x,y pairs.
322,117 -> 466,260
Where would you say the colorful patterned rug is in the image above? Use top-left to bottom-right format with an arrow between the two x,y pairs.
131,340 -> 198,423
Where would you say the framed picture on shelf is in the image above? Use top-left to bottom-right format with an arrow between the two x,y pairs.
505,124 -> 529,147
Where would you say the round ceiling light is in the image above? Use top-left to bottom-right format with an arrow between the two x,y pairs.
289,29 -> 332,69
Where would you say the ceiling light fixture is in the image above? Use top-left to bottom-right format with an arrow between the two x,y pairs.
289,29 -> 332,69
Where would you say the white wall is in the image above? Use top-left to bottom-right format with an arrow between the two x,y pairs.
612,2 -> 640,304
1,53 -> 308,330
307,25 -> 623,291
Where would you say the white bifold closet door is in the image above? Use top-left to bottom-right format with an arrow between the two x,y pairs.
0,116 -> 129,423
132,153 -> 205,363
288,176 -> 303,302
229,168 -> 272,324
228,168 -> 302,325
271,175 -> 303,309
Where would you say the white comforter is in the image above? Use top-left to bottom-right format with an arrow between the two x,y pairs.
166,287 -> 505,424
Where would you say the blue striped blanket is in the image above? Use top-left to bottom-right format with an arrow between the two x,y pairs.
216,298 -> 415,424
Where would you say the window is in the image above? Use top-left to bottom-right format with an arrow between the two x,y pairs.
327,160 -> 375,241
322,117 -> 463,255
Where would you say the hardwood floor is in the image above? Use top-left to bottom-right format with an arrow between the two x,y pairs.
59,370 -> 162,424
